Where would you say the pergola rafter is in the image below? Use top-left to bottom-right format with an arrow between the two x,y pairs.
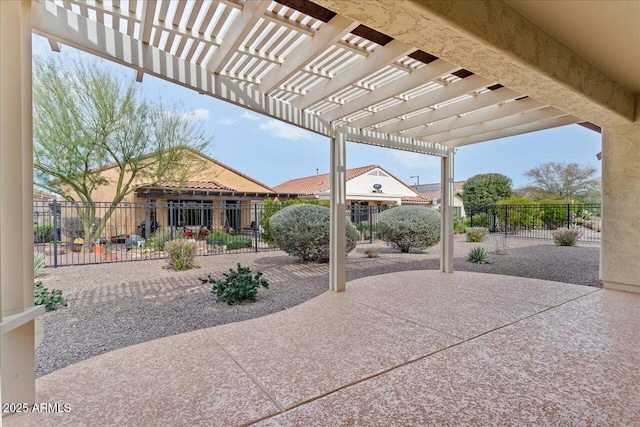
31,0 -> 577,151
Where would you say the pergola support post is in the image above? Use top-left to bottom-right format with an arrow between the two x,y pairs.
440,147 -> 455,273
1,0 -> 42,413
329,128 -> 347,292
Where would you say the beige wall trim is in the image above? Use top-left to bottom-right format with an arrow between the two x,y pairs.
313,0 -> 635,128
0,306 -> 44,336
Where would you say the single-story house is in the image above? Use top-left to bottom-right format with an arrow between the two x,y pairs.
412,181 -> 466,217
62,149 -> 296,237
273,165 -> 431,207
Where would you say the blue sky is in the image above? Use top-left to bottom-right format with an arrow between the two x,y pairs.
33,35 -> 602,189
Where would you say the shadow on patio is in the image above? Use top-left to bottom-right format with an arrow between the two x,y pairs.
6,271 -> 639,426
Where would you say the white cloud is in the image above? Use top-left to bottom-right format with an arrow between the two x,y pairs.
218,117 -> 238,126
387,150 -> 440,169
241,111 -> 261,121
183,108 -> 210,121
259,119 -> 312,141
172,108 -> 210,121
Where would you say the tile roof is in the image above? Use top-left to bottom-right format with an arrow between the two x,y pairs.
401,195 -> 432,204
412,181 -> 466,203
145,181 -> 237,192
273,165 -> 381,195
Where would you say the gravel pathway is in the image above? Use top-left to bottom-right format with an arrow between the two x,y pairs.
35,235 -> 601,377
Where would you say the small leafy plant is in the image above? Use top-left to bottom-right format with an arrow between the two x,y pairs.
552,228 -> 583,246
34,281 -> 67,311
164,239 -> 199,270
364,247 -> 380,258
467,247 -> 490,264
466,227 -> 488,243
201,263 -> 269,305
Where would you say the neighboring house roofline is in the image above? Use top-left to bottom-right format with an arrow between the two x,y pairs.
412,181 -> 466,203
93,147 -> 276,193
273,164 -> 421,198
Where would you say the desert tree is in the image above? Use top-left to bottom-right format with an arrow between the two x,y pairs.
523,161 -> 600,202
33,56 -> 211,244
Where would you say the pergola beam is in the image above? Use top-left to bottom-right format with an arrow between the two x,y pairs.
445,115 -> 580,147
392,87 -> 522,137
207,1 -> 272,74
313,0 -> 635,127
413,97 -> 547,139
33,1 -> 331,138
295,39 -> 417,110
139,0 -> 157,45
320,59 -> 461,122
258,14 -> 359,94
350,74 -> 495,129
430,106 -> 568,144
344,127 -> 447,156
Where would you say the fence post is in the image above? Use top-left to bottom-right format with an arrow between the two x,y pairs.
369,205 -> 373,243
567,203 -> 571,229
145,198 -> 152,240
254,204 -> 258,253
168,201 -> 174,240
504,205 -> 508,239
52,199 -> 58,268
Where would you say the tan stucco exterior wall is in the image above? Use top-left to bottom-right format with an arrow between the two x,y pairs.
82,152 -> 271,204
601,121 -> 640,292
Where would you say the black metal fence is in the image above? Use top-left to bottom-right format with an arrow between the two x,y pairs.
468,203 -> 602,242
33,201 -> 389,267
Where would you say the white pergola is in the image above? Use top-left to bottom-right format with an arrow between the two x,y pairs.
1,0 -> 638,411
30,0 -> 581,282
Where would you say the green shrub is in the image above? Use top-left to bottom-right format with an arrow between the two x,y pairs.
34,281 -> 67,311
34,223 -> 54,243
552,228 -> 583,246
364,247 -> 380,258
150,229 -> 174,252
225,234 -> 252,250
497,197 -> 541,230
259,198 -> 330,245
470,212 -> 493,229
34,251 -> 46,277
467,247 -> 490,264
377,206 -> 440,253
466,227 -> 488,243
356,221 -> 377,233
453,215 -> 467,234
537,199 -> 577,229
201,263 -> 269,305
206,229 -> 228,246
270,204 -> 358,262
205,230 -> 252,250
164,239 -> 199,270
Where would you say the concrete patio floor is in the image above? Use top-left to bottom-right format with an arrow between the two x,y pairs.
6,271 -> 639,426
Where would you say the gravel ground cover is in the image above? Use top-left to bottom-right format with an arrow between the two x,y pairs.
35,235 -> 601,377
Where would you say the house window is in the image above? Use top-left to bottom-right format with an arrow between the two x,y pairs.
168,201 -> 212,227
454,206 -> 462,217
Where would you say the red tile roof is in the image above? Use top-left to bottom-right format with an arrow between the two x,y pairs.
273,165 -> 380,195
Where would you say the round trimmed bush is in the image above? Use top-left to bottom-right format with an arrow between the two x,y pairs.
270,204 -> 358,262
377,206 -> 441,253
